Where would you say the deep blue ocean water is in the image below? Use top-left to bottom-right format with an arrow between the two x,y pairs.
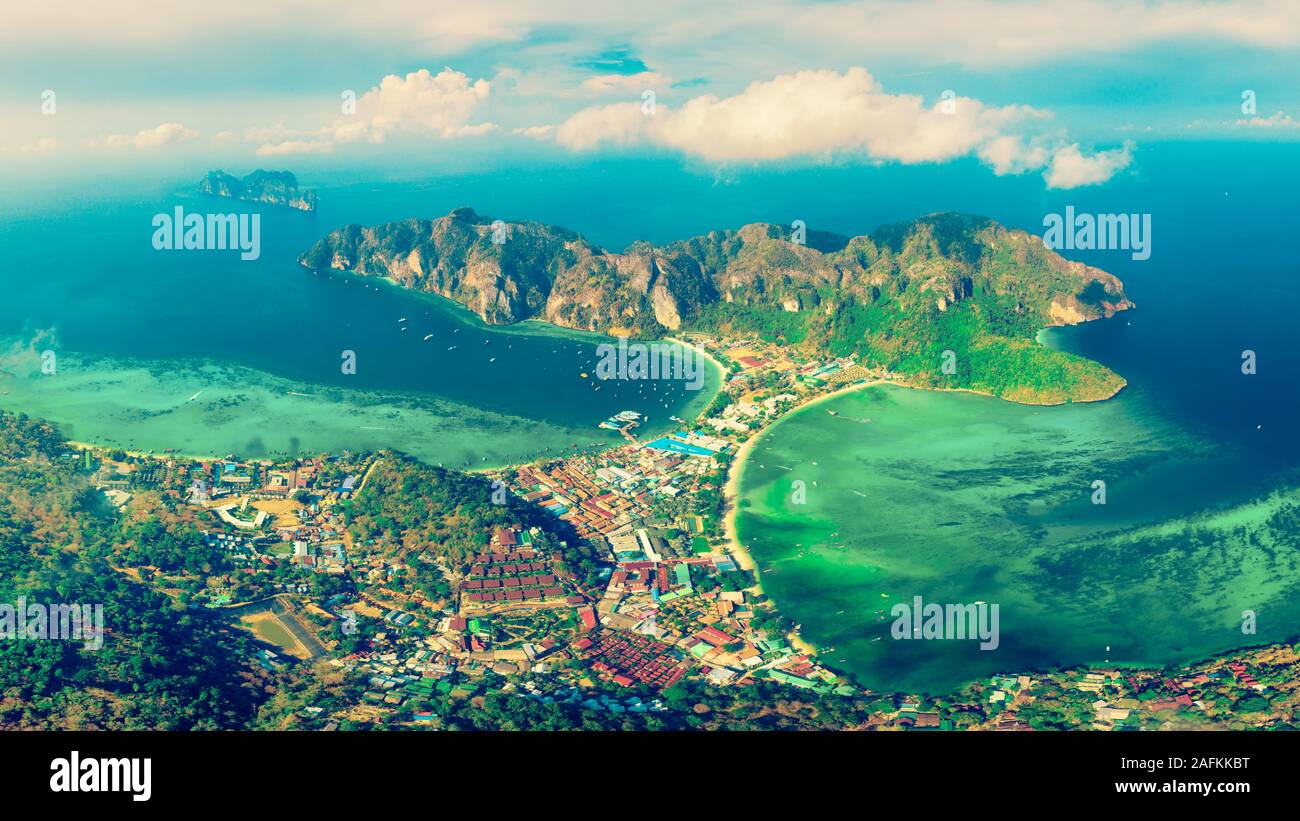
0,141 -> 1294,465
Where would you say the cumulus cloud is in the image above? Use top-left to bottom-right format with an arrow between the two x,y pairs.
85,122 -> 198,149
978,135 -> 1050,175
347,68 -> 494,142
1044,142 -> 1134,189
556,102 -> 649,151
557,68 -> 1036,162
555,67 -> 1131,187
251,68 -> 495,155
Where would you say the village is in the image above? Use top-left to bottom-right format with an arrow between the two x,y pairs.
73,334 -> 1300,731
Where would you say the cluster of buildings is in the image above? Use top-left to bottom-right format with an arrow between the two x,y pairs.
500,431 -> 725,547
461,530 -> 566,605
73,329 -> 1300,732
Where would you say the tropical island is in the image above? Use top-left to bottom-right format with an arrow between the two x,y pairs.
300,207 -> 1131,404
3,387 -> 1299,732
16,205 -> 1288,733
199,169 -> 318,212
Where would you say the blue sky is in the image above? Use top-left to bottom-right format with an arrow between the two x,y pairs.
3,0 -> 1298,189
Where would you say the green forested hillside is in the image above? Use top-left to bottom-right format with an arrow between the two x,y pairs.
304,210 -> 1131,403
0,412 -> 268,730
336,454 -> 606,590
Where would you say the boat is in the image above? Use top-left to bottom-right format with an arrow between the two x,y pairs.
447,346 -> 457,351
598,410 -> 644,430
398,317 -> 407,322
423,334 -> 433,341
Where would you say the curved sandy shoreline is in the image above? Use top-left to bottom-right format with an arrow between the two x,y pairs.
718,347 -> 1126,662
720,378 -> 890,657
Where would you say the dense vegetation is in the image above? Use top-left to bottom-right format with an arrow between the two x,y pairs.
306,210 -> 1130,404
0,412 -> 270,729
337,454 -> 607,593
2,410 -> 1297,731
681,216 -> 1129,403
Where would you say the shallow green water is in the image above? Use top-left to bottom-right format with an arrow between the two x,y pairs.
0,187 -> 719,466
736,382 -> 1300,693
0,328 -> 719,467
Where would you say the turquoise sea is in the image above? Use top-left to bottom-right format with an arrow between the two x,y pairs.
725,142 -> 1300,691
0,180 -> 723,465
4,142 -> 1299,692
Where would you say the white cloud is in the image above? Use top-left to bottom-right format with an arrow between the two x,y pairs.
9,3 -> 1299,160
1236,111 -> 1300,128
1044,142 -> 1134,189
555,67 -> 1131,187
978,135 -> 1050,175
512,124 -> 556,139
85,122 -> 198,149
251,68 -> 496,155
556,102 -> 648,151
255,140 -> 334,157
442,122 -> 500,138
345,68 -> 494,142
558,69 -> 1040,162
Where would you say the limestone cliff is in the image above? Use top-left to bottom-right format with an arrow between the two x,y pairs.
300,208 -> 1134,402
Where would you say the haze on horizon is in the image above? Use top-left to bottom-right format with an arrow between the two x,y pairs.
3,0 -> 1298,192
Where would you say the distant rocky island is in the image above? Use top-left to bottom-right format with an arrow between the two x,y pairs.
199,169 -> 317,212
300,208 -> 1132,403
